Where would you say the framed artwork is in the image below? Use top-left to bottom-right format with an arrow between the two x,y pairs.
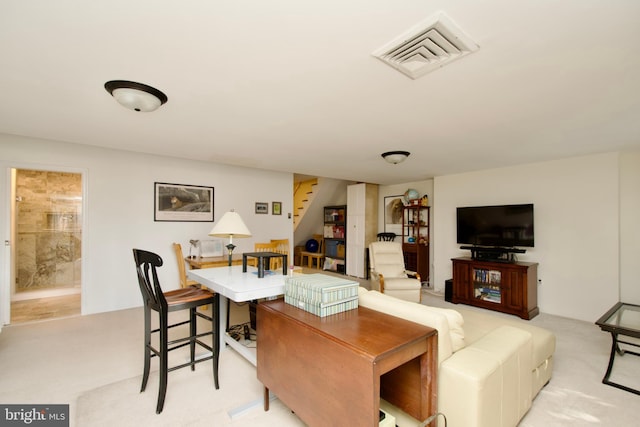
384,195 -> 404,234
255,202 -> 268,214
272,201 -> 282,215
154,182 -> 214,222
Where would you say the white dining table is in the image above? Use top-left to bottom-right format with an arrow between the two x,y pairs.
187,265 -> 286,366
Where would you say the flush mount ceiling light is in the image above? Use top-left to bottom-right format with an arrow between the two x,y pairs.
104,80 -> 168,112
381,151 -> 410,164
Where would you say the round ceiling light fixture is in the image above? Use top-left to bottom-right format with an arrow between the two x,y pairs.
104,80 -> 168,112
381,151 -> 410,164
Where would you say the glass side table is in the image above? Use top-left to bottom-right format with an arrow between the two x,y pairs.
595,302 -> 640,395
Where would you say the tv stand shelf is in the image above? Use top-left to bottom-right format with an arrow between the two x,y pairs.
460,246 -> 526,263
451,257 -> 539,320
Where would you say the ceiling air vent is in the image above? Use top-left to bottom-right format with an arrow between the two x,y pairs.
372,12 -> 479,79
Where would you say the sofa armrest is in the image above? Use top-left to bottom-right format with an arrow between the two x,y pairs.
369,270 -> 384,293
438,326 -> 533,427
404,270 -> 421,281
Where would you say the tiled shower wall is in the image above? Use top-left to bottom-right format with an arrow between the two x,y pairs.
15,170 -> 82,291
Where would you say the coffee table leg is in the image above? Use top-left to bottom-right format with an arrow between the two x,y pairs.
603,332 -> 618,384
602,332 -> 640,395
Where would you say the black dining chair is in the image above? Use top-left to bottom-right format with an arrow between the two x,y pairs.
377,232 -> 397,241
133,248 -> 220,414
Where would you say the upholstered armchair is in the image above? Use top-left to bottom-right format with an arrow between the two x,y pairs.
368,241 -> 422,303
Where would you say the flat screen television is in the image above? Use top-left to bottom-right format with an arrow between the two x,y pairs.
456,204 -> 534,248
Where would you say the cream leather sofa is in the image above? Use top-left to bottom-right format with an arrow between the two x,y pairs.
358,287 -> 555,427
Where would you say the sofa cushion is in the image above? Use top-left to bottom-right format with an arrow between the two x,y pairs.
381,286 -> 422,303
421,305 -> 465,352
375,259 -> 406,278
370,242 -> 407,278
358,287 -> 453,363
453,306 -> 555,370
383,277 -> 421,291
439,325 -> 533,427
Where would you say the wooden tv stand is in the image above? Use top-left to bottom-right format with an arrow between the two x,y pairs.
257,299 -> 438,426
451,257 -> 539,320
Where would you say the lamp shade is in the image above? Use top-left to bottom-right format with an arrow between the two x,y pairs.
208,210 -> 251,240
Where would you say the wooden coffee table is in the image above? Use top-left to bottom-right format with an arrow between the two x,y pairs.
257,299 -> 438,426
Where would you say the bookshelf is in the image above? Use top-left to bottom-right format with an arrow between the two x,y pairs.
323,205 -> 346,273
402,205 -> 430,282
451,257 -> 539,319
473,268 -> 502,303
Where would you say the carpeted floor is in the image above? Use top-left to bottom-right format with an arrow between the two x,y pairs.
2,285 -> 640,426
76,349 -> 305,427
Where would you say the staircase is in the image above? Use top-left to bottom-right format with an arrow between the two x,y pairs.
293,178 -> 318,230
293,177 -> 350,251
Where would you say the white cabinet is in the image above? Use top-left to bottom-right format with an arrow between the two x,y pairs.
346,183 -> 378,278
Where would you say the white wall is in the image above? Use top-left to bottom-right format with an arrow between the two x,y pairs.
432,153 -> 620,322
620,150 -> 640,304
0,134 -> 293,319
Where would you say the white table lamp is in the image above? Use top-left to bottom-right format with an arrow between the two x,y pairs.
209,210 -> 252,265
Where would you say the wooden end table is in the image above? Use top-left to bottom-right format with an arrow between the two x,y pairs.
257,299 -> 438,426
185,254 -> 243,269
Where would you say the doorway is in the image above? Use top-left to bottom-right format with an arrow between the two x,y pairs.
9,168 -> 82,323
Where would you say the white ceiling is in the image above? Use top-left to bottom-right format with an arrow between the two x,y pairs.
1,1 -> 639,185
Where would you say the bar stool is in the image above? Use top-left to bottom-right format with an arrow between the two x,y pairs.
132,248 -> 220,413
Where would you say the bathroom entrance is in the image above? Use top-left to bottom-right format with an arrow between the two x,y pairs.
10,168 -> 82,323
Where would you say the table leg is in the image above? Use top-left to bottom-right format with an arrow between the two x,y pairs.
258,258 -> 265,278
220,295 -> 257,366
602,332 -> 640,395
219,296 -> 229,350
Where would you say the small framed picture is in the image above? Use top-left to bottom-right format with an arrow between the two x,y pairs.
272,201 -> 282,215
255,202 -> 268,214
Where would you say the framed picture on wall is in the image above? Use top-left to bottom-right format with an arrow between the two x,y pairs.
272,201 -> 282,215
154,182 -> 214,222
384,195 -> 404,235
255,202 -> 268,214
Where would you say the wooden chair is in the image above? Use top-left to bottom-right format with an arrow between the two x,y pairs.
300,234 -> 324,269
172,243 -> 199,288
248,242 -> 278,269
377,232 -> 397,242
270,238 -> 290,270
132,249 -> 219,414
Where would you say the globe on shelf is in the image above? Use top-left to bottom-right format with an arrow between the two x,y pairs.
403,188 -> 420,205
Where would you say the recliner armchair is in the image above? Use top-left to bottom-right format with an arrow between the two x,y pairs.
368,241 -> 422,302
